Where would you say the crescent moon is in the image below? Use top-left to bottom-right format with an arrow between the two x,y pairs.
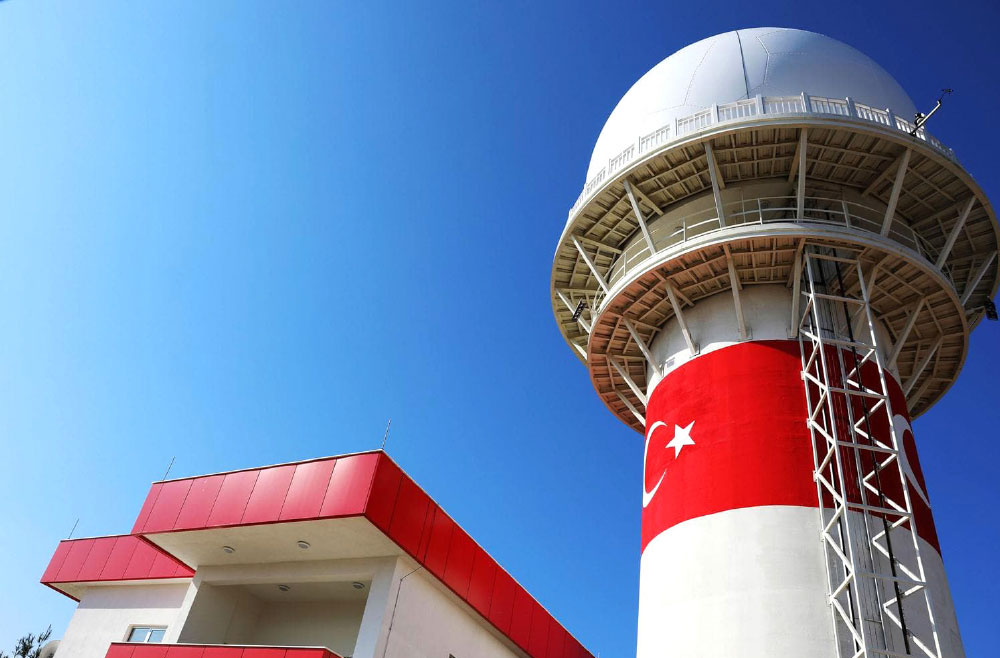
643,421 -> 669,508
892,414 -> 931,508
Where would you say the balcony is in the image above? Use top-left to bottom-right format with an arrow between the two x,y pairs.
106,643 -> 341,658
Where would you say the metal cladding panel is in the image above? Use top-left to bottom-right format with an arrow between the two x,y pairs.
142,479 -> 193,533
173,474 -> 225,529
205,470 -> 259,527
163,648 -> 204,658
75,536 -> 117,581
386,475 -> 431,556
487,568 -> 517,634
319,452 -> 378,517
241,464 -> 296,525
442,526 -> 476,598
528,601 -> 551,657
131,483 -> 163,534
99,535 -> 138,579
108,646 -> 339,658
364,455 -> 402,532
105,646 -> 135,658
466,547 -> 496,617
421,507 -> 454,578
546,626 -> 567,658
279,459 -> 337,521
40,541 -> 73,582
122,538 -> 159,580
508,588 -> 534,651
241,650 -> 286,658
55,539 -> 94,582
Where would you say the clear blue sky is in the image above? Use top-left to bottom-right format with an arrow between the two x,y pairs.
1,1 -> 997,655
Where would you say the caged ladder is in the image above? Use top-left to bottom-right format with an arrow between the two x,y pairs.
796,244 -> 943,658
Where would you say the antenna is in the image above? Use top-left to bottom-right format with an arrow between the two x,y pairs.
380,419 -> 392,450
911,88 -> 953,134
67,518 -> 79,540
162,456 -> 176,481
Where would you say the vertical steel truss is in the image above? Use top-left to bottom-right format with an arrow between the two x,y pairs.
797,245 -> 942,658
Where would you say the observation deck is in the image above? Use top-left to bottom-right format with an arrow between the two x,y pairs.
551,89 -> 999,432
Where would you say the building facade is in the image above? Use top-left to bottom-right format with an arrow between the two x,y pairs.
41,451 -> 593,658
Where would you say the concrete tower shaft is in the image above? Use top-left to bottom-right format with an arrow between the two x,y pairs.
550,28 -> 997,658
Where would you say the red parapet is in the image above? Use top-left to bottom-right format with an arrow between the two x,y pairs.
111,451 -> 595,658
106,644 -> 341,658
41,535 -> 193,595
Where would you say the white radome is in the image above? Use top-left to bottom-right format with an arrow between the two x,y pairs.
586,27 -> 918,180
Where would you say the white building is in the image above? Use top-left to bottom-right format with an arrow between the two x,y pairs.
41,451 -> 592,658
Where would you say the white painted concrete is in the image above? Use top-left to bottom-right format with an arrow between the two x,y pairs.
646,283 -> 897,393
376,560 -> 525,658
55,583 -> 189,658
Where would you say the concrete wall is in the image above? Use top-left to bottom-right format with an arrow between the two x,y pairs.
251,601 -> 364,656
375,563 -> 523,658
175,582 -> 263,645
55,582 -> 189,658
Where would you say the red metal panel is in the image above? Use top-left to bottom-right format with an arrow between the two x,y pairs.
131,483 -> 163,533
163,645 -> 204,658
487,567 -> 517,634
278,459 -> 337,521
104,645 -> 135,658
528,601 -> 550,657
241,464 -> 296,525
131,647 -> 169,658
173,474 -> 225,530
508,587 -> 534,650
76,536 -> 117,582
241,649 -> 287,658
422,507 -> 454,579
122,538 -> 159,580
143,479 -> 193,533
387,475 -> 430,556
319,452 -> 378,518
198,649 -> 242,658
149,550 -> 188,579
364,455 -> 402,533
442,527 -> 476,599
466,547 -> 496,617
546,625 -> 566,658
206,470 -> 259,527
55,538 -> 95,582
40,541 -> 73,583
99,536 -> 138,580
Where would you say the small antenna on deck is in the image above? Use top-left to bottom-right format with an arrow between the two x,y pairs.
162,456 -> 176,481
381,419 -> 392,450
67,518 -> 79,540
911,88 -> 953,135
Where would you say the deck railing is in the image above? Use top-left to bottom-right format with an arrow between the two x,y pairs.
587,194 -> 943,314
571,92 -> 956,219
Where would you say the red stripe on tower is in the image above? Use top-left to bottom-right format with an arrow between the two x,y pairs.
641,340 -> 938,553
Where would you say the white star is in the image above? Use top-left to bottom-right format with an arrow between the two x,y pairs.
666,421 -> 696,457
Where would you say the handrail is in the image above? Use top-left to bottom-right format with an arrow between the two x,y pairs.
586,194 -> 944,315
569,92 -> 956,220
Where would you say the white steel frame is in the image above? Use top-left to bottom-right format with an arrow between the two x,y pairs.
798,245 -> 942,658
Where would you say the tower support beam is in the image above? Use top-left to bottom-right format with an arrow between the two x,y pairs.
608,356 -> 647,406
623,317 -> 662,378
935,197 -> 976,268
624,180 -> 658,256
961,252 -> 996,306
881,149 -> 911,236
665,281 -> 697,355
704,143 -> 727,226
904,336 -> 943,396
571,235 -> 611,294
888,298 -> 926,367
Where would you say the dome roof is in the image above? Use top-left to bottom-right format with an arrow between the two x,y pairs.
586,28 -> 917,179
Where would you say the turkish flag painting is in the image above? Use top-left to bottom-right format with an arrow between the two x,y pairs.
641,340 -> 939,554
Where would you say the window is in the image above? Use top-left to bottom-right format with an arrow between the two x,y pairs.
126,627 -> 166,643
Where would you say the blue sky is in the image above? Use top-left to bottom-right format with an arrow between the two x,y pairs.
1,1 -> 997,655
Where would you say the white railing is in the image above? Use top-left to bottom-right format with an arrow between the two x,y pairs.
569,92 -> 957,219
593,194 -> 932,311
